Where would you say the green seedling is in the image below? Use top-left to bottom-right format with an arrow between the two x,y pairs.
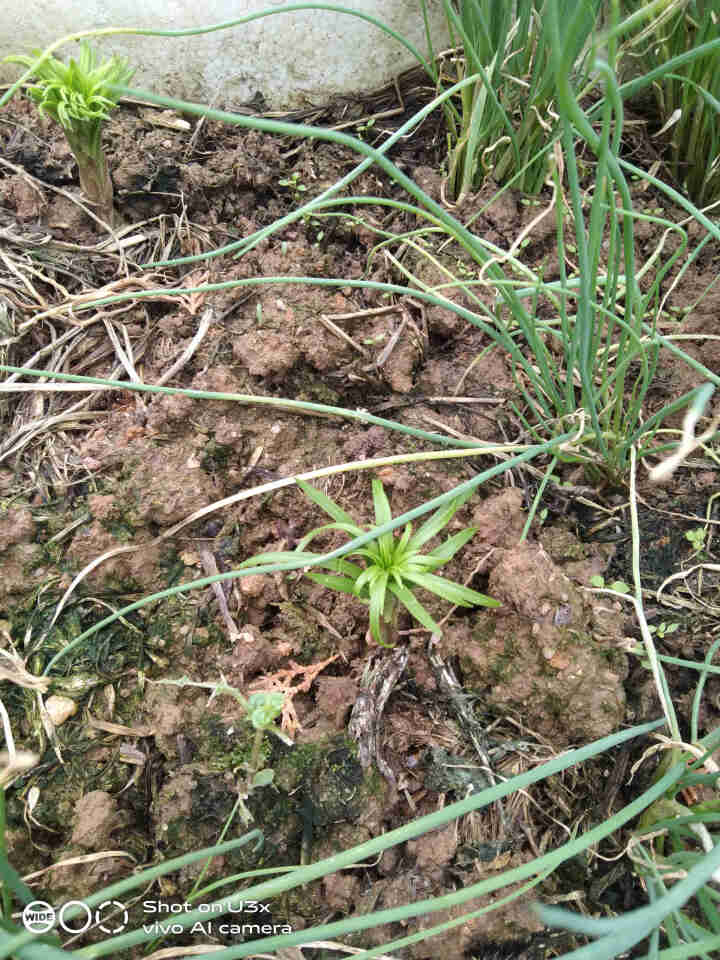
363,332 -> 387,346
242,478 -> 500,646
589,574 -> 631,594
355,116 -> 377,140
278,170 -> 308,203
153,678 -> 288,823
5,42 -> 134,224
685,526 -> 706,552
244,691 -> 285,789
648,620 -> 680,639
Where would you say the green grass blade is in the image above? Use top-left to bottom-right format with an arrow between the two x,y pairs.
297,478 -> 356,525
388,581 -> 442,633
423,527 -> 479,565
394,522 -> 414,560
369,570 -> 389,645
403,570 -> 500,608
296,521 -> 365,551
371,477 -> 392,526
537,835 -> 720,958
305,573 -> 361,597
371,477 -> 395,559
355,563 -> 382,595
408,495 -> 469,551
322,558 -> 365,578
1,938 -> 70,960
0,854 -> 34,906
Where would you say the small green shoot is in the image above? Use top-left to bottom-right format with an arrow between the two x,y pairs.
242,478 -> 500,646
4,42 -> 134,224
589,574 -> 631,594
278,170 -> 308,203
151,677 -> 289,821
244,691 -> 286,791
246,690 -> 285,730
356,116 -> 377,140
685,527 -> 706,552
648,621 -> 680,639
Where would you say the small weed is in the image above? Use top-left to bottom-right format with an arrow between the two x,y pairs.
648,620 -> 680,639
242,478 -> 499,646
278,170 -> 308,203
355,115 -> 377,140
685,526 -> 706,553
4,42 -> 134,224
152,678 -> 291,823
590,574 -> 631,594
362,332 -> 387,346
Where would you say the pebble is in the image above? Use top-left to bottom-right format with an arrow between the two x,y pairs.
44,695 -> 78,726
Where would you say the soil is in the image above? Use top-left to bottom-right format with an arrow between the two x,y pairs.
1,70 -> 720,959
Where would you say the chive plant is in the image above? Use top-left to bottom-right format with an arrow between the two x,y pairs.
73,72 -> 717,478
620,0 -> 720,206
3,8 -> 718,471
421,0 -> 602,200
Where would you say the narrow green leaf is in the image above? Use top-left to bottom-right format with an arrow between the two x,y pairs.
0,853 -> 34,906
408,492 -> 472,551
408,502 -> 456,551
305,573 -> 362,597
296,521 -> 364,551
323,558 -> 364,578
371,477 -> 393,526
371,478 -> 395,560
369,571 -> 389,645
396,522 -> 414,557
424,527 -> 478,565
400,557 -> 438,575
297,478 -> 356,525
388,581 -> 442,633
403,571 -> 501,608
352,545 -> 383,564
355,565 -> 379,594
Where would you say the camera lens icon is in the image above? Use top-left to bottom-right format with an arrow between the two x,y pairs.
22,901 -> 56,934
96,900 -> 129,934
21,899 -> 128,936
